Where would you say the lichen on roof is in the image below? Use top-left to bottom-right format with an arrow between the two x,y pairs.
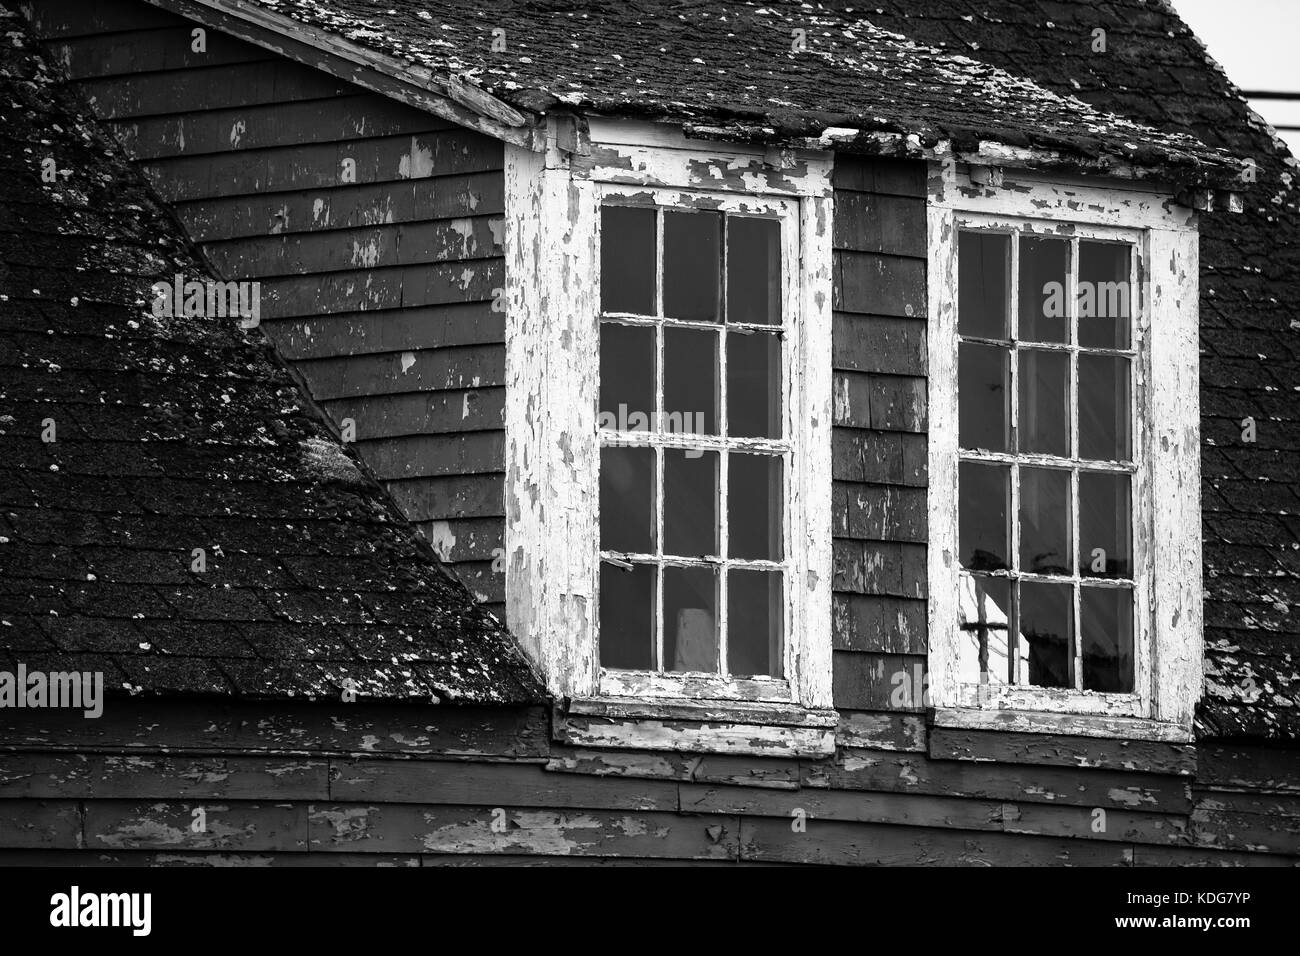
252,0 -> 1240,184
0,9 -> 546,707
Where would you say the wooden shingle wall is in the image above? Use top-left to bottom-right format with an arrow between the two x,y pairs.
830,157 -> 929,716
24,0 -> 508,614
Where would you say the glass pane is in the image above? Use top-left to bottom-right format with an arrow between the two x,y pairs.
727,331 -> 781,439
1081,586 -> 1134,692
728,453 -> 782,561
601,205 -> 655,315
1019,467 -> 1071,575
664,448 -> 718,557
664,327 -> 718,436
727,216 -> 780,326
1080,472 -> 1132,578
1018,349 -> 1069,457
1018,236 -> 1069,344
728,568 -> 782,677
664,210 -> 721,321
599,561 -> 655,670
1017,581 -> 1072,689
1078,241 -> 1132,349
959,574 -> 1012,687
959,342 -> 1009,452
599,446 -> 655,554
1079,354 -> 1131,461
665,565 -> 719,673
959,461 -> 1009,571
599,323 -> 653,433
958,231 -> 1010,339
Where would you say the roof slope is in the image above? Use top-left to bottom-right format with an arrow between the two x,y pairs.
249,0 -> 1238,184
0,10 -> 545,706
848,0 -> 1300,742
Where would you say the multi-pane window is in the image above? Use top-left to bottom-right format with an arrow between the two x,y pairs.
955,224 -> 1143,700
596,196 -> 793,685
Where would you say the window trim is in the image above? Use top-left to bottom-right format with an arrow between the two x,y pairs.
926,166 -> 1203,742
502,120 -> 834,724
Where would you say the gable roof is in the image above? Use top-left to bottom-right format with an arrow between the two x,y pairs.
0,10 -> 546,707
158,0 -> 1243,188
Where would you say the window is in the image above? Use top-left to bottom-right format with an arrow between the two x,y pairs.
597,195 -> 793,697
927,171 -> 1202,741
502,124 -> 833,734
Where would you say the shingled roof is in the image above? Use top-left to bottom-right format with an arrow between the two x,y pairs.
0,10 -> 546,706
245,0 -> 1242,186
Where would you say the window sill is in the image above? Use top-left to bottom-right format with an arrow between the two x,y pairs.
930,707 -> 1192,743
554,697 -> 838,757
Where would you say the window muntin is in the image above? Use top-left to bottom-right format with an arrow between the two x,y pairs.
597,194 -> 793,692
955,220 -> 1145,706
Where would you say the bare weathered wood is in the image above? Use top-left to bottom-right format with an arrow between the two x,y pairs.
833,250 -> 926,317
22,0 -> 179,37
84,800 -> 309,852
832,429 -> 927,487
833,539 -> 927,599
270,305 -> 502,363
832,652 -> 927,711
832,593 -> 927,654
291,345 -> 504,402
835,711 -> 927,751
833,190 -> 926,256
257,260 -> 500,319
352,433 -> 504,482
832,481 -> 927,544
308,804 -> 739,860
832,156 -> 927,197
387,474 -> 505,522
928,727 -> 1197,776
832,313 -> 926,376
0,753 -> 329,800
46,26 -> 265,79
0,800 -> 82,849
554,714 -> 835,758
322,389 -> 504,440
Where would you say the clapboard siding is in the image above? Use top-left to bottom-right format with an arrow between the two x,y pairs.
831,154 -> 930,721
4,701 -> 1295,865
26,2 -> 507,603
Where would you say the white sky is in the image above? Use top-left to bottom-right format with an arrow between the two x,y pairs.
1173,0 -> 1300,154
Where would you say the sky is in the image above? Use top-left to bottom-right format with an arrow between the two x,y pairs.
1173,0 -> 1300,155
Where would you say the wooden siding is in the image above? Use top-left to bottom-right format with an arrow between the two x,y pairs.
831,156 -> 930,713
1,701 -> 1296,865
24,0 -> 508,614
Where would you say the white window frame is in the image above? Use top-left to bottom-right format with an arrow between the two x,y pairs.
927,166 -> 1203,743
502,119 -> 834,745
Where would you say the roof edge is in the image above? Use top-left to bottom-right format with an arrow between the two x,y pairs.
143,0 -> 545,150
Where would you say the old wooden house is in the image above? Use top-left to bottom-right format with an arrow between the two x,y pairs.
0,0 -> 1297,865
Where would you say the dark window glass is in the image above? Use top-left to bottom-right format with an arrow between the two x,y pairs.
664,449 -> 718,557
1018,349 -> 1069,457
728,568 -> 782,677
727,331 -> 781,439
1019,467 -> 1071,575
1019,236 -> 1069,344
727,217 -> 780,326
664,327 -> 718,436
728,454 -> 782,561
959,343 -> 1009,452
1018,581 -> 1072,689
959,461 -> 1009,571
1079,354 -> 1131,461
599,446 -> 655,554
664,210 -> 721,321
599,561 -> 655,669
665,565 -> 719,673
601,206 -> 655,315
959,231 -> 1010,339
599,323 -> 654,431
1081,586 -> 1134,692
1078,241 -> 1131,349
1080,472 -> 1131,578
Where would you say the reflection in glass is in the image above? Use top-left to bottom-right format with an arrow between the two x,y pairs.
727,217 -> 780,326
1080,472 -> 1131,578
664,449 -> 718,557
600,445 -> 655,554
1019,467 -> 1071,575
1078,241 -> 1131,349
1079,354 -> 1131,461
959,342 -> 1009,452
1019,236 -> 1069,343
600,323 -> 654,430
958,231 -> 1010,339
728,331 -> 781,438
664,327 -> 718,435
1018,349 -> 1069,457
729,454 -> 782,561
1017,581 -> 1072,689
1081,585 -> 1134,692
664,210 -> 721,321
959,462 -> 1009,571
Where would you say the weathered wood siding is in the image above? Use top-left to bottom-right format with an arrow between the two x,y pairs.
23,0 -> 507,612
831,157 -> 929,715
2,702 -> 1296,865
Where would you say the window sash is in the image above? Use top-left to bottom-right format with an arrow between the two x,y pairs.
949,214 -> 1153,716
596,186 -> 801,699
